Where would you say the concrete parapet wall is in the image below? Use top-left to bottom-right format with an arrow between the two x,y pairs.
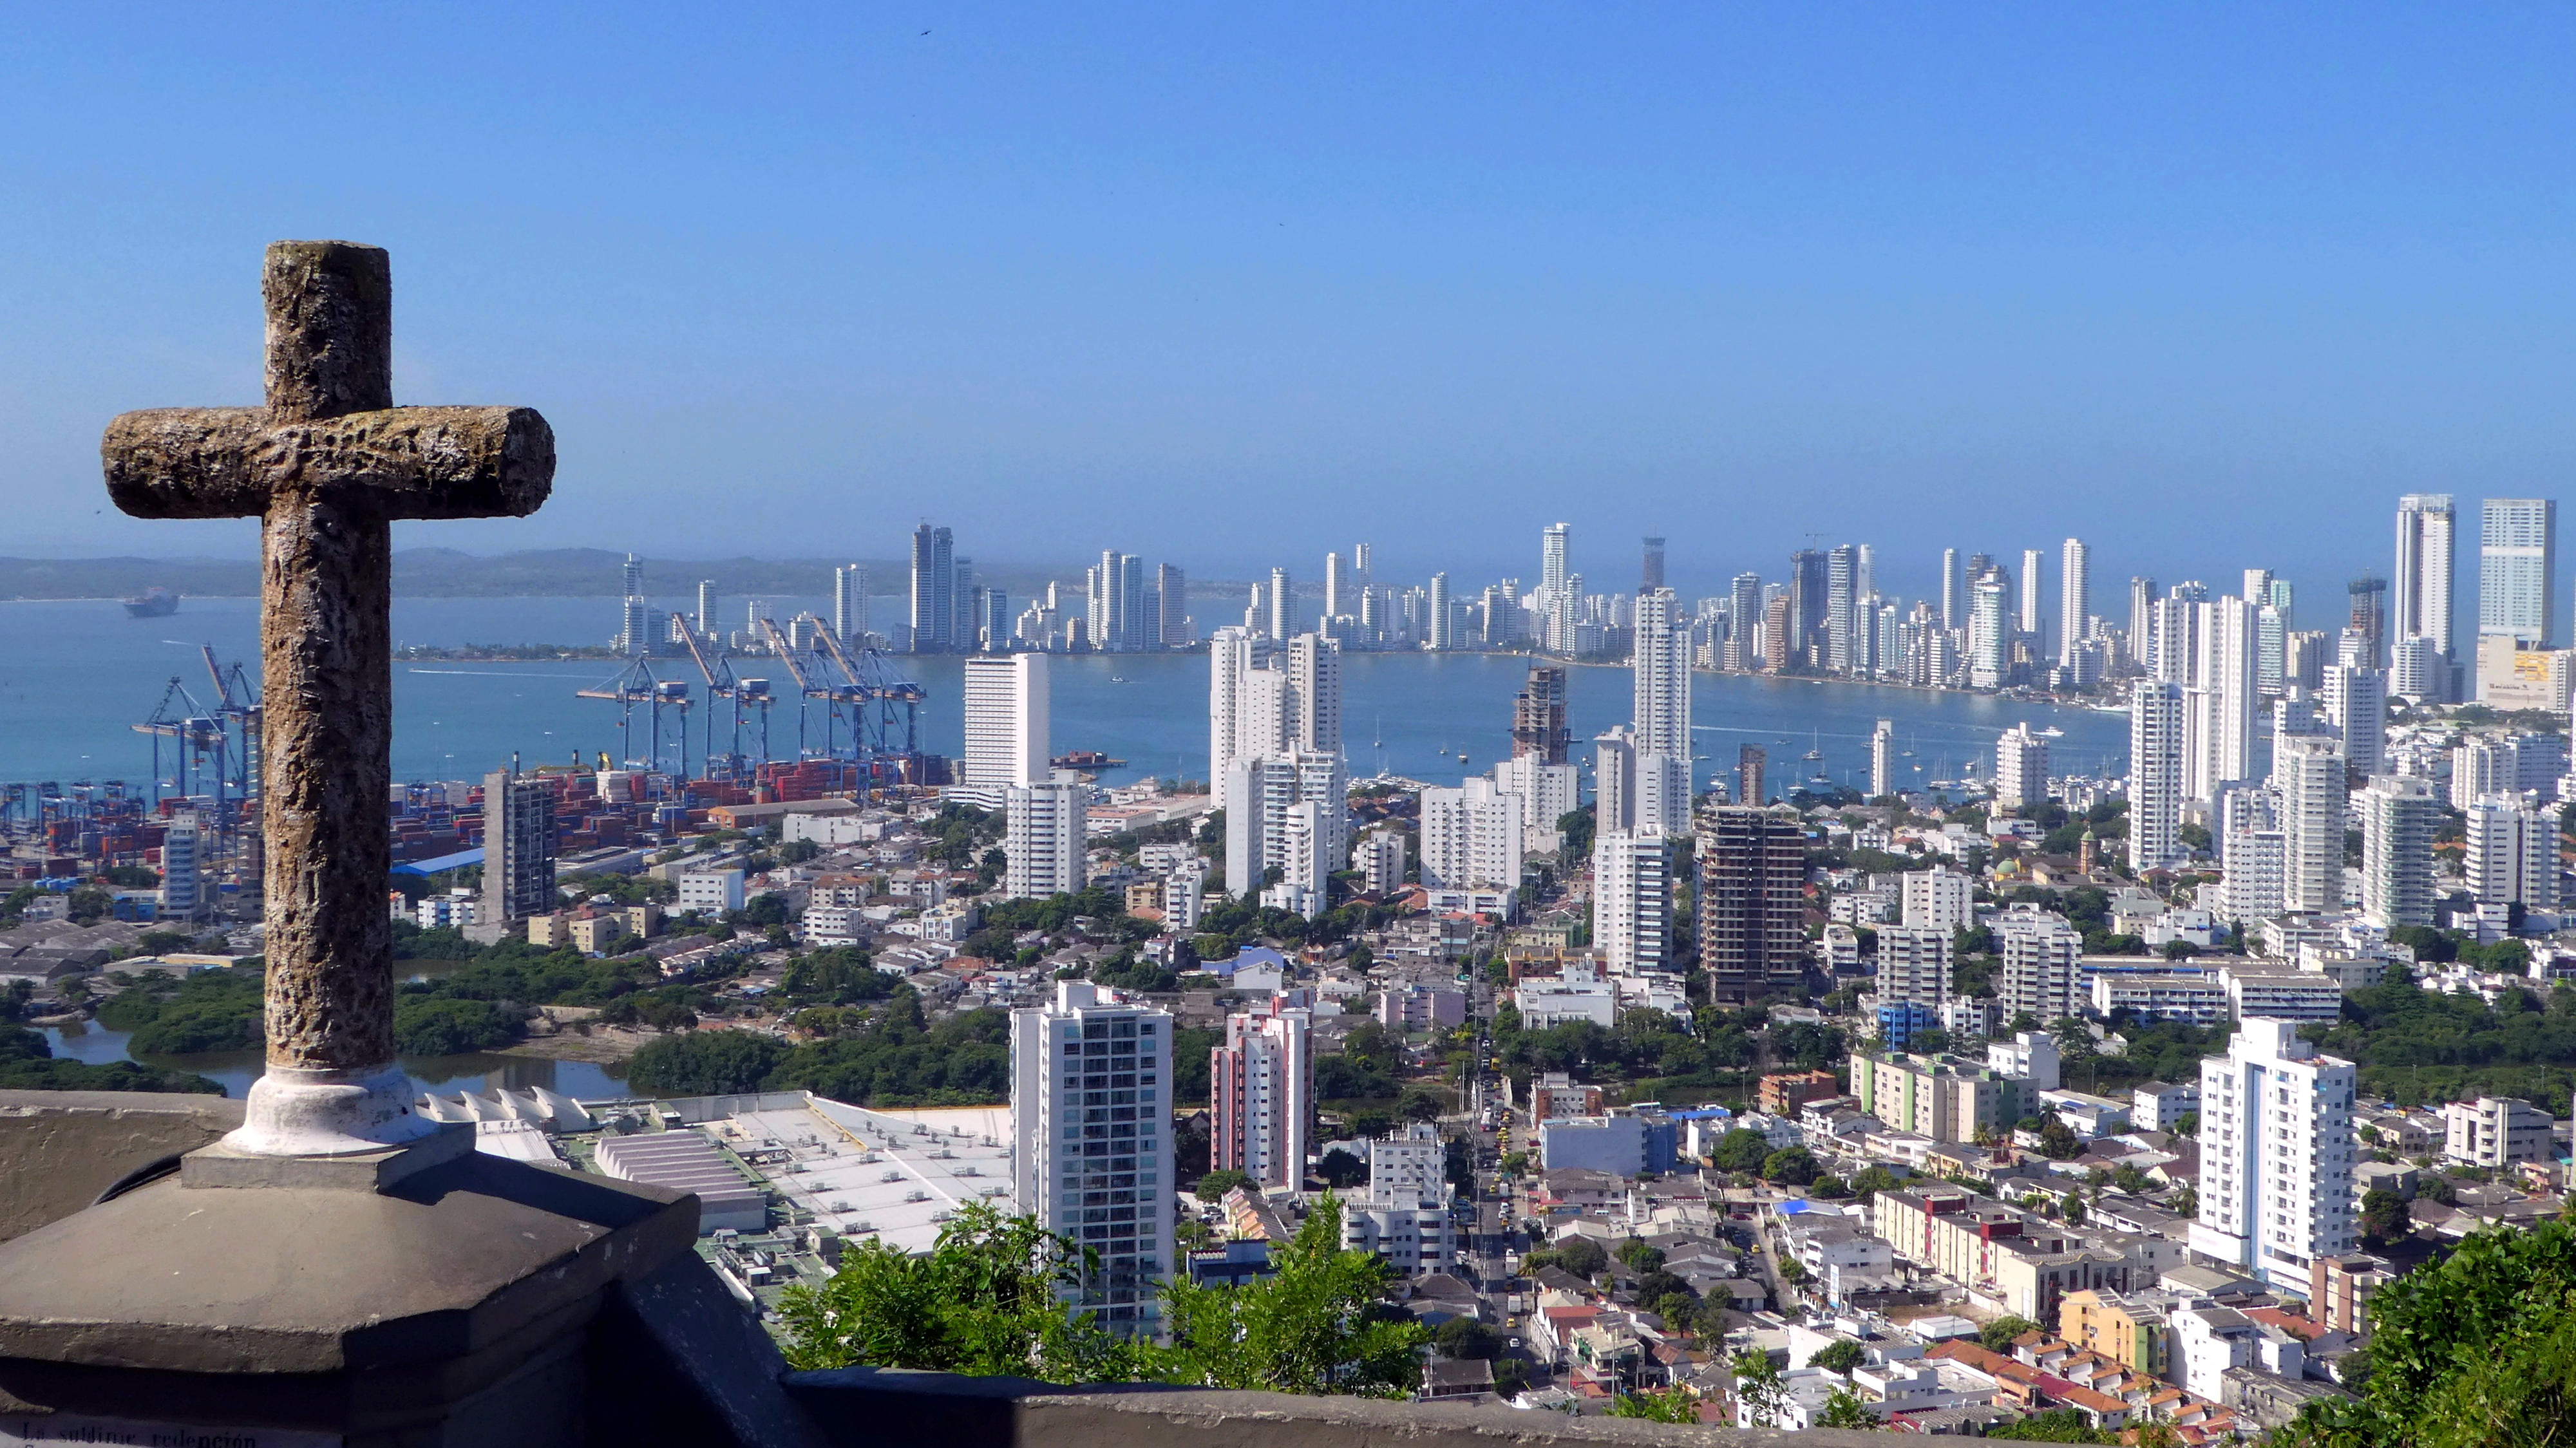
0,1089 -> 243,1242
785,1366 -> 1888,1448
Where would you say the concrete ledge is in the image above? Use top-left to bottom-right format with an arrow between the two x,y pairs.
784,1366 -> 1889,1448
181,1119 -> 474,1191
0,1089 -> 245,1242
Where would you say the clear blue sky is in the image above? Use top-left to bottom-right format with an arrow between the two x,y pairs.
3,4 -> 2570,604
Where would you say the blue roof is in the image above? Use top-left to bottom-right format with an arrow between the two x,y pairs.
1776,1199 -> 1812,1214
392,847 -> 485,877
1206,945 -> 1287,976
1667,1107 -> 1735,1120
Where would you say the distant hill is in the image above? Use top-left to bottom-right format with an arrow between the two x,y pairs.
0,550 -> 1111,601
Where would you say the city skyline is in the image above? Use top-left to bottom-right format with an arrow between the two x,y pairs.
6,10 -> 2576,590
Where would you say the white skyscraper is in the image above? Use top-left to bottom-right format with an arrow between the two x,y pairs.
2130,681 -> 2186,871
1426,573 -> 1455,651
1632,588 -> 1690,756
1210,1002 -> 1312,1192
1222,751 -> 1347,916
1208,626 -> 1260,790
1286,633 -> 1343,756
832,563 -> 869,643
2394,494 -> 2457,690
2320,665 -> 2388,777
2466,793 -> 2559,910
1540,523 -> 1573,653
1940,547 -> 1960,630
1993,723 -> 2049,809
1493,754 -> 1579,853
1358,827 -> 1406,895
1874,924 -> 1953,1010
1591,831 -> 1669,972
1004,782 -> 1086,900
1996,908 -> 2083,1024
2479,497 -> 2556,647
1869,719 -> 1896,800
2191,1020 -> 2357,1288
1419,777 -> 1525,890
1267,567 -> 1294,641
2059,539 -> 2090,666
2219,827 -> 2286,925
1594,726 -> 1637,834
2185,595 -> 2258,802
1010,982 -> 1175,1334
2360,774 -> 2437,928
1323,550 -> 1349,624
2018,547 -> 2046,645
2127,576 -> 2157,669
961,653 -> 1050,795
159,811 -> 204,921
2273,735 -> 2346,914
1901,869 -> 1973,932
1969,574 -> 2011,689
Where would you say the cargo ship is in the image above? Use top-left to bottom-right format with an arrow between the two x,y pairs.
121,588 -> 180,619
1050,749 -> 1126,770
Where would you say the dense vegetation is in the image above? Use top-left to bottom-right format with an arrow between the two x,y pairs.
1484,1002 -> 1842,1107
781,1196 -> 1426,1396
96,966 -> 266,1053
627,988 -> 1011,1106
2289,1218 -> 2576,1447
0,1026 -> 218,1093
2311,977 -> 2576,1115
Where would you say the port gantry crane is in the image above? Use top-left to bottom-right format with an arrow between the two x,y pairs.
676,623 -> 770,779
811,625 -> 924,765
574,656 -> 691,780
755,618 -> 925,776
134,643 -> 261,821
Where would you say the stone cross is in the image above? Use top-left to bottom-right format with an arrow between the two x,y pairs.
103,241 -> 553,1156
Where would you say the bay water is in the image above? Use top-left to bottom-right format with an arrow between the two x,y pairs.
3,593 -> 2133,1099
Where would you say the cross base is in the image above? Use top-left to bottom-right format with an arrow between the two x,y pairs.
223,1060 -> 442,1157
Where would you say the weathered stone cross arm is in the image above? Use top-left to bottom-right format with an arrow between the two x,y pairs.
104,402 -> 552,521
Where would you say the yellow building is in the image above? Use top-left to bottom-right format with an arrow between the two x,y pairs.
2059,1290 -> 2169,1380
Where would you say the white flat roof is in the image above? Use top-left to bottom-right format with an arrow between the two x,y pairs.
701,1098 -> 1015,1256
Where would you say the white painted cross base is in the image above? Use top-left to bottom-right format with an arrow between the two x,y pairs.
222,1062 -> 439,1157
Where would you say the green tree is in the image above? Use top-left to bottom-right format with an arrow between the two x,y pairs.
1818,1386 -> 1877,1429
1731,1349 -> 1787,1428
1610,1386 -> 1698,1422
2359,1187 -> 2412,1247
392,996 -> 521,1055
1711,1127 -> 1774,1174
2288,1218 -> 2576,1448
1195,1168 -> 1253,1203
1979,1315 -> 2041,1352
1848,1165 -> 1901,1201
1760,1146 -> 1819,1186
1552,1236 -> 1609,1277
625,1028 -> 791,1094
1434,1316 -> 1502,1360
2035,1117 -> 2084,1160
1812,1339 -> 1864,1375
1159,1193 -> 1428,1396
777,1200 -> 1145,1382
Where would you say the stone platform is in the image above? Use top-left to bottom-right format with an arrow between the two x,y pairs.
0,1138 -> 819,1445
